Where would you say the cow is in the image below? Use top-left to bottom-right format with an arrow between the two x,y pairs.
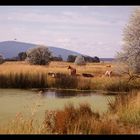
104,70 -> 112,77
68,66 -> 76,76
106,65 -> 111,67
82,73 -> 94,78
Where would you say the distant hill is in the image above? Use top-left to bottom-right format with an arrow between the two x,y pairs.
100,58 -> 114,62
0,41 -> 81,61
0,41 -> 114,61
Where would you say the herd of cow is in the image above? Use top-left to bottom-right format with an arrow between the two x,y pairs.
48,65 -> 113,78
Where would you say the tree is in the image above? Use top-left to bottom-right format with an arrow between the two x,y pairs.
84,56 -> 94,62
58,55 -> 63,61
83,56 -> 100,63
74,55 -> 86,65
67,55 -> 76,62
117,8 -> 140,74
18,52 -> 27,61
51,55 -> 63,61
0,54 -> 4,64
26,45 -> 51,65
93,56 -> 100,63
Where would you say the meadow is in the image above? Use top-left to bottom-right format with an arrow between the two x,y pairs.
0,61 -> 140,92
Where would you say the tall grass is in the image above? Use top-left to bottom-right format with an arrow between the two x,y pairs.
43,103 -> 99,134
89,77 -> 140,92
115,91 -> 140,126
41,90 -> 140,134
53,73 -> 78,89
0,73 -> 48,88
0,61 -> 140,91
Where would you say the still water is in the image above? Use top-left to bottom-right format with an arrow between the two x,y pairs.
0,89 -> 115,125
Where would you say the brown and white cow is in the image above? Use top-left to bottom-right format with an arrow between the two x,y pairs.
68,66 -> 76,76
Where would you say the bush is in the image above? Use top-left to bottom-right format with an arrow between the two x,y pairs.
43,104 -> 99,134
84,56 -> 100,63
74,55 -> 86,65
51,55 -> 63,61
18,52 -> 27,61
26,46 -> 51,65
67,55 -> 76,62
0,54 -> 4,64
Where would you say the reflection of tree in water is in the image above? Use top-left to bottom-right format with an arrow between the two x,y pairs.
43,89 -> 93,98
55,90 -> 78,98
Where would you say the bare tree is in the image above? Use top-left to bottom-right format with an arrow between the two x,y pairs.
117,7 -> 140,75
26,45 -> 51,65
74,55 -> 86,65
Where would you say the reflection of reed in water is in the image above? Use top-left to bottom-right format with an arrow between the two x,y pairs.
41,89 -> 93,99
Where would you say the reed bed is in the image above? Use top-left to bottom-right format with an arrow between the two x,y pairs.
0,61 -> 140,91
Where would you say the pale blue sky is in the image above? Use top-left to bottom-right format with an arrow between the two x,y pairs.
0,6 -> 138,57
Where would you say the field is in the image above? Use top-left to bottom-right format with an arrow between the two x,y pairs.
0,61 -> 113,75
0,61 -> 140,134
0,61 -> 140,92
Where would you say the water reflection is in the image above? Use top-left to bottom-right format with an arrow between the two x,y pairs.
41,89 -> 95,98
0,89 -> 116,125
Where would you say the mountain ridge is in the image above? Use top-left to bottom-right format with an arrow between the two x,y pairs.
0,41 -> 82,61
0,41 -> 114,61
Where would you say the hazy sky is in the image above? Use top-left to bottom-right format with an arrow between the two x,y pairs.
0,6 -> 138,57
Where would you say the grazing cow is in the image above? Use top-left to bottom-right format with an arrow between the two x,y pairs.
82,73 -> 94,78
48,72 -> 56,78
68,66 -> 76,76
104,70 -> 112,77
106,65 -> 111,67
48,72 -> 63,78
76,73 -> 81,76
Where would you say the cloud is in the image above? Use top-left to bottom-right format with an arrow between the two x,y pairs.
56,38 -> 70,43
0,7 -> 132,58
0,10 -> 124,27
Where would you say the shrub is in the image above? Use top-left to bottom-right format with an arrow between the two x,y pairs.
18,52 -> 27,61
74,55 -> 86,65
0,54 -> 4,64
67,55 -> 76,62
26,46 -> 51,65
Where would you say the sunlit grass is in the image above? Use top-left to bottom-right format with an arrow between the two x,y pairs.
117,91 -> 140,125
0,61 -> 140,91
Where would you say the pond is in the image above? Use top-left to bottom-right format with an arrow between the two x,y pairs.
0,89 -> 115,126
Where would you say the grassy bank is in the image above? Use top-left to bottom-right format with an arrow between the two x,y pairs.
0,61 -> 140,92
0,90 -> 139,134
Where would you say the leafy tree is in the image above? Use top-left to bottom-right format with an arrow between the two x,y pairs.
93,56 -> 100,63
84,56 -> 94,62
74,55 -> 86,65
51,55 -> 63,61
67,55 -> 76,62
84,56 -> 100,63
117,8 -> 140,74
0,54 -> 4,64
57,55 -> 63,61
18,52 -> 27,61
26,45 -> 51,65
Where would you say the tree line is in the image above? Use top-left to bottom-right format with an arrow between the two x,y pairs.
0,48 -> 100,65
17,51 -> 100,63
